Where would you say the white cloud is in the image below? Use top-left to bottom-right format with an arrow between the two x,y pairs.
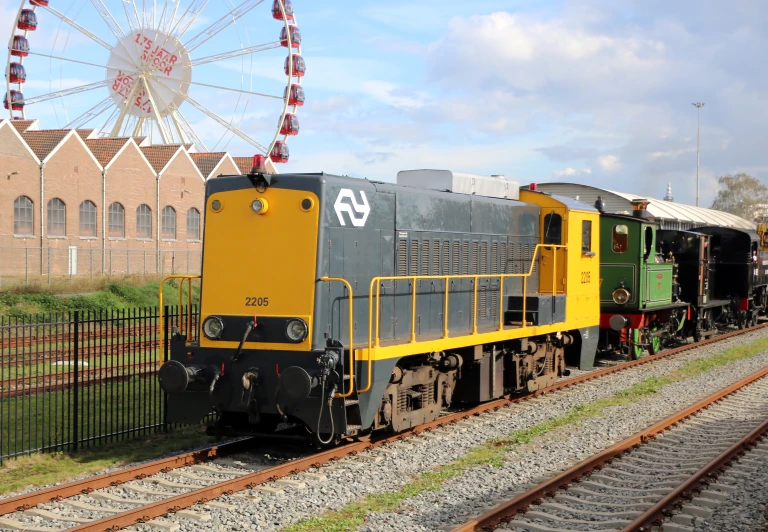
598,154 -> 620,170
360,80 -> 427,109
554,167 -> 592,177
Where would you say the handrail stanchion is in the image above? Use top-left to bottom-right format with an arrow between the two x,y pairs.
443,276 -> 450,338
472,275 -> 479,334
410,276 -> 417,342
553,246 -> 557,295
319,277 -> 356,398
498,274 -> 504,331
158,274 -> 201,367
375,281 -> 381,348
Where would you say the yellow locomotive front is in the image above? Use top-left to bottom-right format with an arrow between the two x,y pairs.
158,170 -> 601,442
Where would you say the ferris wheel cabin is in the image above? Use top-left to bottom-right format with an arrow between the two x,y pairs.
4,91 -> 24,111
18,9 -> 38,31
280,25 -> 301,48
279,113 -> 299,135
286,84 -> 304,106
11,36 -> 29,57
272,0 -> 293,20
284,54 -> 305,77
29,0 -> 49,6
270,140 -> 289,163
8,63 -> 26,84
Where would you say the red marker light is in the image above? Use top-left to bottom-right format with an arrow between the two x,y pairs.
251,155 -> 267,173
529,183 -> 538,191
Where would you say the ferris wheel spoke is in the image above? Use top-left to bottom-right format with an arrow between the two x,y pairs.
110,79 -> 143,136
140,80 -> 173,143
65,96 -> 113,129
132,117 -> 145,137
182,93 -> 269,152
21,79 -> 116,105
88,0 -> 125,41
40,5 -> 114,50
121,0 -> 143,34
26,51 -> 108,69
168,0 -> 209,42
183,0 -> 265,53
171,106 -> 208,151
185,41 -> 280,67
149,72 -> 281,100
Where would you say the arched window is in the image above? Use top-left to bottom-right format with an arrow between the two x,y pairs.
108,202 -> 125,238
161,206 -> 176,239
79,200 -> 97,237
136,204 -> 152,239
13,195 -> 33,235
47,198 -> 66,236
187,208 -> 200,240
543,212 -> 562,245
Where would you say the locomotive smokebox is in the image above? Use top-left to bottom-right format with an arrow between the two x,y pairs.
278,366 -> 318,400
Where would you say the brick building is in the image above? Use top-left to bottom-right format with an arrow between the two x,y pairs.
0,119 -> 243,282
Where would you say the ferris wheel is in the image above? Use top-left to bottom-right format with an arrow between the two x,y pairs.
4,0 -> 304,169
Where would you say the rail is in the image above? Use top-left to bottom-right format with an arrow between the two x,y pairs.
318,277 -> 356,398
158,274 -> 200,366
368,243 -> 566,353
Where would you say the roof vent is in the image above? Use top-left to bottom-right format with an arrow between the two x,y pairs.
396,169 -> 519,200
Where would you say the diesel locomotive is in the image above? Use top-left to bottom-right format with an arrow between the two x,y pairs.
158,168 -> 601,442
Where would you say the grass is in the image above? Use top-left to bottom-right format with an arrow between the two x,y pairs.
0,424 -> 210,495
283,333 -> 768,532
2,350 -> 155,381
0,278 -> 200,319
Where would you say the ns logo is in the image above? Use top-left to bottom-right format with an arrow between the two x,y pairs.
334,188 -> 370,227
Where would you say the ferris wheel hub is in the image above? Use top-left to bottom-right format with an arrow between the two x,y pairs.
106,30 -> 192,118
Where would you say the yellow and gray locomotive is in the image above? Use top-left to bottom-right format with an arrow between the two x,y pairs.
158,168 -> 601,443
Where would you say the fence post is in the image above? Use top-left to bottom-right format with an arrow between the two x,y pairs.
72,310 -> 79,452
163,305 -> 170,432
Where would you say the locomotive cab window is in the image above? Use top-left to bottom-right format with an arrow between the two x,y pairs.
543,213 -> 562,245
612,224 -> 628,253
582,220 -> 593,255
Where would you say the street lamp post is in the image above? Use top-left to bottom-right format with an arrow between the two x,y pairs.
692,102 -> 705,207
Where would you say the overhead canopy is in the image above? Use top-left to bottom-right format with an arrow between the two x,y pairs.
533,183 -> 754,231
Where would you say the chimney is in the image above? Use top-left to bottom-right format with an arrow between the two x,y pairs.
631,198 -> 654,220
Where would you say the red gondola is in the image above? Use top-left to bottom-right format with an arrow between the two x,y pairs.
279,113 -> 299,136
8,63 -> 26,84
270,140 -> 289,163
30,0 -> 49,6
284,54 -> 305,77
280,25 -> 301,48
271,0 -> 293,21
18,10 -> 38,31
11,36 -> 30,57
4,90 -> 24,111
285,83 -> 304,106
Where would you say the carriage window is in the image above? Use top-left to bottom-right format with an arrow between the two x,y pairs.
612,224 -> 628,253
582,221 -> 592,252
543,213 -> 562,245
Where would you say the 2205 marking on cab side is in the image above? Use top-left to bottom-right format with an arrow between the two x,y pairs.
245,297 -> 269,307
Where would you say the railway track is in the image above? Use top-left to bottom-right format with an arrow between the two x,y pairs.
0,324 -> 765,532
450,365 -> 768,532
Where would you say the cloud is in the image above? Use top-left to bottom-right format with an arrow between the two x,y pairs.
597,155 -> 620,171
554,167 -> 592,178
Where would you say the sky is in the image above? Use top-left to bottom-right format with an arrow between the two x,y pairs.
4,0 -> 768,207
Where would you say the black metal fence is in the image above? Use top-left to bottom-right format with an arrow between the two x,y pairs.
0,306 -> 198,462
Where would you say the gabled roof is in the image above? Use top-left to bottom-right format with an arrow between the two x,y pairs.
76,129 -> 96,140
9,119 -> 39,134
190,152 -> 227,179
232,156 -> 252,174
84,137 -> 132,166
140,144 -> 186,173
21,129 -> 71,161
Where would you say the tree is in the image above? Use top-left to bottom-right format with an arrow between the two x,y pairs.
710,173 -> 768,221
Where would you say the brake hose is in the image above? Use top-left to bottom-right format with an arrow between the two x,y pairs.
315,375 -> 335,445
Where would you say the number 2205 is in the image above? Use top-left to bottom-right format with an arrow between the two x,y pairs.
245,297 -> 269,307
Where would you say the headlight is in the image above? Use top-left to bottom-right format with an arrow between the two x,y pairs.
251,198 -> 269,214
612,288 -> 630,305
285,318 -> 308,342
202,316 -> 224,339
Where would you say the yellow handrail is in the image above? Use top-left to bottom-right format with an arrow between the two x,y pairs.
158,274 -> 200,366
367,243 -> 566,351
319,277 -> 356,398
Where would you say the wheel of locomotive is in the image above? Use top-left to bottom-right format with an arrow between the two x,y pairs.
737,310 -> 746,330
648,325 -> 662,355
629,328 -> 644,360
6,0 -> 304,170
